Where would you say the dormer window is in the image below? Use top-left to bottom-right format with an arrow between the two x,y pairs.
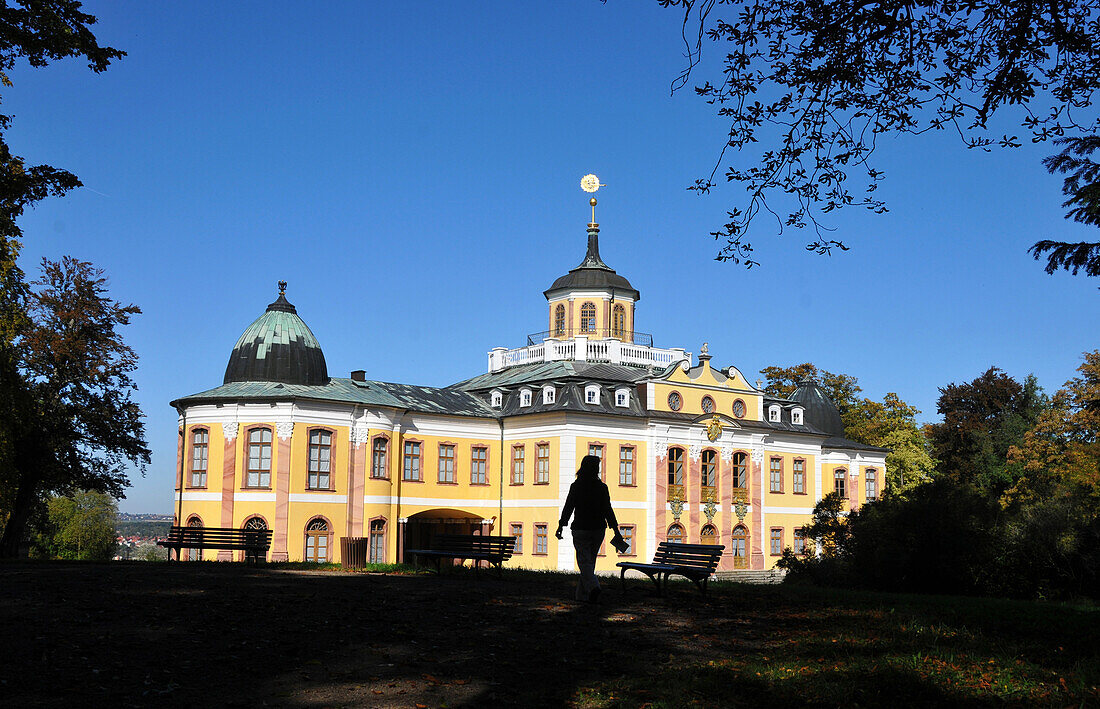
584,385 -> 600,404
791,407 -> 804,425
520,389 -> 532,407
542,385 -> 556,405
615,388 -> 630,407
490,390 -> 503,408
768,405 -> 781,423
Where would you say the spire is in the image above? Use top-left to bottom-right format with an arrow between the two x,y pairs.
266,280 -> 297,313
577,221 -> 611,270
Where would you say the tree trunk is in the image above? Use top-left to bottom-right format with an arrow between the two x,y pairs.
0,474 -> 39,558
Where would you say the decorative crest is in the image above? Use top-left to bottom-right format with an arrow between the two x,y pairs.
706,414 -> 723,442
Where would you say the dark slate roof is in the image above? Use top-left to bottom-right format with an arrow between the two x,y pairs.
543,225 -> 640,300
789,379 -> 845,437
453,361 -> 651,391
823,436 -> 890,453
171,377 -> 497,417
224,291 -> 329,386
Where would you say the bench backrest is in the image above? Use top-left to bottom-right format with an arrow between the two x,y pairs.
164,526 -> 272,549
430,534 -> 516,561
653,541 -> 724,573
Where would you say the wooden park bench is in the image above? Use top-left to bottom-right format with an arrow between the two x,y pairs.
406,534 -> 516,574
157,526 -> 272,564
617,541 -> 725,597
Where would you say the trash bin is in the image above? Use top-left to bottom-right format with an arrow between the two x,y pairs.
341,537 -> 368,569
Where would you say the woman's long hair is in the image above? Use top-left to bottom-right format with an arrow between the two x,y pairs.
577,455 -> 601,479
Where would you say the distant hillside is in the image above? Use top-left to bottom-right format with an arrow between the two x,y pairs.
116,520 -> 171,539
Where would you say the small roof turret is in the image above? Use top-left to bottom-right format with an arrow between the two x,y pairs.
790,377 -> 845,437
223,282 -> 329,386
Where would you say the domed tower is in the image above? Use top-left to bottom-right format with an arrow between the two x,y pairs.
790,378 -> 845,437
543,185 -> 640,343
224,282 -> 329,386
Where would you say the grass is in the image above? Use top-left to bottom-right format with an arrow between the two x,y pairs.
571,582 -> 1100,707
0,562 -> 1096,707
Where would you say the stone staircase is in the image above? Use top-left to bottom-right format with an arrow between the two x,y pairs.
714,568 -> 787,585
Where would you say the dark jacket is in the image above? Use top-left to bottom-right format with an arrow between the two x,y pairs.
559,474 -> 619,531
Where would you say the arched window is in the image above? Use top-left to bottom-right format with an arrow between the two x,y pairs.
308,429 -> 332,490
701,450 -> 716,487
667,523 -> 685,544
667,447 -> 684,486
554,304 -> 566,335
371,437 -> 388,479
732,525 -> 748,568
732,452 -> 747,489
369,519 -> 386,564
190,428 -> 208,488
612,304 -> 625,338
186,516 -> 203,561
246,427 -> 272,488
242,516 -> 268,562
580,302 -> 596,333
700,523 -> 718,545
834,469 -> 848,498
305,518 -> 331,562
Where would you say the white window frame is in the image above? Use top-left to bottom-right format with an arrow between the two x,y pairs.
490,389 -> 503,408
542,385 -> 555,405
584,384 -> 600,404
791,407 -> 804,425
768,405 -> 781,422
520,388 -> 532,407
614,388 -> 630,407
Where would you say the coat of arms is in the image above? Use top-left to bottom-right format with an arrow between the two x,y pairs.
706,414 -> 723,441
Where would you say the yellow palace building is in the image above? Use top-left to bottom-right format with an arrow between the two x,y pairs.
170,191 -> 887,570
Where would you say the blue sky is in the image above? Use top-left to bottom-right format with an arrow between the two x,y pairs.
8,2 -> 1097,513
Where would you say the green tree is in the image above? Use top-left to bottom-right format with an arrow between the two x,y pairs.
759,363 -> 862,416
32,490 -> 117,560
659,0 -> 1100,275
0,257 -> 149,557
927,367 -> 1047,493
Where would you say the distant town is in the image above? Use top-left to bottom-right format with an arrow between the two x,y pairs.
114,513 -> 174,561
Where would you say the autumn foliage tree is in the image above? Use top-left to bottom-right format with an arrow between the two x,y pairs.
0,258 -> 149,557
927,367 -> 1047,493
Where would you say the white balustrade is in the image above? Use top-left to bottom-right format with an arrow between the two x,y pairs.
487,336 -> 690,373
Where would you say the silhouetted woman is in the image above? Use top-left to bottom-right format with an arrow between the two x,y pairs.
555,455 -> 624,603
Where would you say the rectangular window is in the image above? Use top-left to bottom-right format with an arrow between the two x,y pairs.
619,446 -> 634,486
793,528 -> 805,555
438,444 -> 455,483
246,428 -> 272,488
308,430 -> 332,490
371,438 -> 388,479
618,525 -> 635,556
793,459 -> 805,494
588,443 -> 604,480
534,524 -> 548,555
369,520 -> 385,564
536,444 -> 550,484
190,429 -> 208,488
866,469 -> 877,501
511,445 -> 525,485
471,446 -> 488,485
403,441 -> 421,481
668,448 -> 684,486
835,470 -> 847,498
510,523 -> 523,554
770,528 -> 783,556
769,457 -> 783,493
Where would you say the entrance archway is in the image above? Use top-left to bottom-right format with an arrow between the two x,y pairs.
401,509 -> 493,563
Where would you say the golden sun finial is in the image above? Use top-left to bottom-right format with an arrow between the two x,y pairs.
581,174 -> 605,223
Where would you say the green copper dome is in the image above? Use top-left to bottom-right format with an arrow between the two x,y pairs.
224,286 -> 329,386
